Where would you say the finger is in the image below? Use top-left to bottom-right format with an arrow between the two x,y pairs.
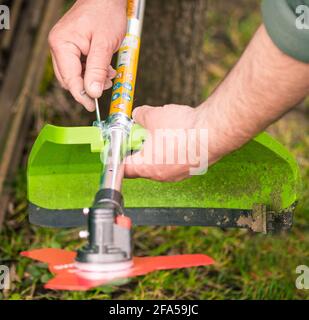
79,89 -> 96,111
71,78 -> 96,111
125,150 -> 150,179
52,43 -> 95,111
84,36 -> 114,98
132,105 -> 158,127
108,65 -> 117,79
124,135 -> 154,179
51,52 -> 67,89
125,145 -> 187,182
124,153 -> 144,178
104,79 -> 113,90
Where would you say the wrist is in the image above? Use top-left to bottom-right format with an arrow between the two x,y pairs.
192,103 -> 224,166
195,92 -> 252,166
194,101 -> 226,166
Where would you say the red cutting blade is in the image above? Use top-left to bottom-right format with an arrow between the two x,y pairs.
21,248 -> 215,291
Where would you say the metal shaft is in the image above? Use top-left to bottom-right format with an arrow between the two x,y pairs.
100,114 -> 132,192
101,0 -> 145,194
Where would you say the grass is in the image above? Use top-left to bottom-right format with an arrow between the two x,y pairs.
1,1 -> 309,300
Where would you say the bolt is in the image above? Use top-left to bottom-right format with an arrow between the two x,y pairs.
79,230 -> 89,239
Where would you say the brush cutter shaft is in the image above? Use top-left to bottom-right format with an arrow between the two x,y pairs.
109,0 -> 145,117
76,1 -> 146,268
100,113 -> 132,192
101,0 -> 145,193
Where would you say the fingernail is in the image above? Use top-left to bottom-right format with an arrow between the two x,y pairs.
90,81 -> 103,95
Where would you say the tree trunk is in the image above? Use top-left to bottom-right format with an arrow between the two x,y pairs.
135,0 -> 208,108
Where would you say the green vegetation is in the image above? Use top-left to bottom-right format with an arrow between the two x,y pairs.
0,1 -> 308,300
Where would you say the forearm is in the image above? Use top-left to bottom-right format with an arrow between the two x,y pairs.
197,24 -> 309,164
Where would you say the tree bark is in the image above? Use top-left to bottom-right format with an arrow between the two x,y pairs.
135,0 -> 208,108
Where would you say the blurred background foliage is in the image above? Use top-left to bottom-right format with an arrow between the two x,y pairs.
0,0 -> 308,300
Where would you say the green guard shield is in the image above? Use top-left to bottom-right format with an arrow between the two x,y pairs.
28,124 -> 300,212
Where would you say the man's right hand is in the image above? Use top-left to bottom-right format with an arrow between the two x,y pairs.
48,0 -> 127,111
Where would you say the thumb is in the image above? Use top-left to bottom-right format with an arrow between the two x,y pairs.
125,138 -> 152,179
132,105 -> 157,127
84,37 -> 114,98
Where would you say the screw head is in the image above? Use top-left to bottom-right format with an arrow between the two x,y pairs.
79,230 -> 89,239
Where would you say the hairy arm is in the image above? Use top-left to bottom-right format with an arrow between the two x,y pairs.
197,24 -> 309,165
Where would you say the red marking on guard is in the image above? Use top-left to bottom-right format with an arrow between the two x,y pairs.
116,215 -> 132,229
21,248 -> 215,291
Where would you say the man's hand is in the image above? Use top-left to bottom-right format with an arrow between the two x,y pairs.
125,104 -> 210,182
48,0 -> 127,111
126,25 -> 309,183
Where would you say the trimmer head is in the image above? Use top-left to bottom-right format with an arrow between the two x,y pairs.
73,188 -> 134,271
21,248 -> 214,291
75,260 -> 133,276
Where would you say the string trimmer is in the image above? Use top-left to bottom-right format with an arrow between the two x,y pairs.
22,0 -> 300,291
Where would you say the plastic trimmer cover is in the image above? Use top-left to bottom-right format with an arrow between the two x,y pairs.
28,125 -> 300,212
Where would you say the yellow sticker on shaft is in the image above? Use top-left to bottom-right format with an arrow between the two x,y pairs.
127,0 -> 137,18
109,34 -> 140,117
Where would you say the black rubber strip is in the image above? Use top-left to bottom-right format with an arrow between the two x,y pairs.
28,203 -> 252,229
126,207 -> 252,227
29,204 -> 87,228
